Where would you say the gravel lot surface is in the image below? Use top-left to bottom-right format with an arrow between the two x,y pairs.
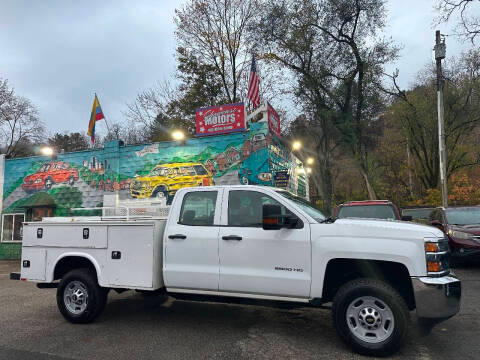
1,260 -> 479,360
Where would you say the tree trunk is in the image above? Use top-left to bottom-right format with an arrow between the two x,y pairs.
360,167 -> 377,200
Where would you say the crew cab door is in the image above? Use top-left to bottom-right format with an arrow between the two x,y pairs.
163,188 -> 222,291
218,189 -> 311,298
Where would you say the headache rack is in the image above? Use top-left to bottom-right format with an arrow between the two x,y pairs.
41,197 -> 170,222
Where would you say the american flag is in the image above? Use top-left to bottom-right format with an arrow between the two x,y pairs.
247,55 -> 261,108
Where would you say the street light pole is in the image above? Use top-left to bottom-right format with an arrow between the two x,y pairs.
435,30 -> 448,208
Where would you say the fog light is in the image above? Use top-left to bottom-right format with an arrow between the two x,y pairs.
427,261 -> 441,272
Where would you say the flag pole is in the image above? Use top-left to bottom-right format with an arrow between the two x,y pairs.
95,93 -> 111,134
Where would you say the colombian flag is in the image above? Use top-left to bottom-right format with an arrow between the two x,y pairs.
87,94 -> 105,143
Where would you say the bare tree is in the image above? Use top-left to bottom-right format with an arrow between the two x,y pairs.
435,0 -> 480,43
174,0 -> 259,103
103,122 -> 145,145
0,79 -> 45,157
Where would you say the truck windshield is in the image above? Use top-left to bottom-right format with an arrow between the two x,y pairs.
338,205 -> 397,220
445,207 -> 480,225
276,191 -> 326,222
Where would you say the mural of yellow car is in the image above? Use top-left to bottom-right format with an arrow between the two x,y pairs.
130,162 -> 214,200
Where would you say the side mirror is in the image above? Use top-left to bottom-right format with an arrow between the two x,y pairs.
430,220 -> 444,231
262,204 -> 283,230
401,215 -> 413,221
284,215 -> 299,228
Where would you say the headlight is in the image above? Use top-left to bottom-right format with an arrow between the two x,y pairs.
424,238 -> 450,276
447,229 -> 474,240
34,178 -> 42,183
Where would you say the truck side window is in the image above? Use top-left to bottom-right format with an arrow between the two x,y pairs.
179,191 -> 217,226
228,190 -> 292,227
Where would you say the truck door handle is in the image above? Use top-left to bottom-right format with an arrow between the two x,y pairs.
222,235 -> 242,241
168,234 -> 187,239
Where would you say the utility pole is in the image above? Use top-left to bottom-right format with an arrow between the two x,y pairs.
435,30 -> 448,208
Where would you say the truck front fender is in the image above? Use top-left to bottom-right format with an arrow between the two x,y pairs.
310,234 -> 426,299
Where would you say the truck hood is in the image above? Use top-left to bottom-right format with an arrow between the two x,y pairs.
310,218 -> 443,277
322,218 -> 443,240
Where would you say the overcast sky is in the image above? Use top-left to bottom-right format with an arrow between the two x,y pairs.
0,0 -> 474,137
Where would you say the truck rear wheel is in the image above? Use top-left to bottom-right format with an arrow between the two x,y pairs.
332,278 -> 409,357
56,268 -> 108,324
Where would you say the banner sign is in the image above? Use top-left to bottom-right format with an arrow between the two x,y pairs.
274,171 -> 290,188
267,103 -> 281,137
196,102 -> 245,136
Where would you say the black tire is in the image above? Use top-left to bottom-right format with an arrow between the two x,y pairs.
151,186 -> 168,200
332,278 -> 409,357
56,268 -> 108,324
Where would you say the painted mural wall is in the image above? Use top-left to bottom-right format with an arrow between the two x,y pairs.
0,121 -> 307,259
2,122 -> 307,217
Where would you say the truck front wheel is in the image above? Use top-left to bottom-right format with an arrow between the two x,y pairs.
332,278 -> 409,357
56,268 -> 108,324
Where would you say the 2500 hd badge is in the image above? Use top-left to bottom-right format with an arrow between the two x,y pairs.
275,266 -> 304,272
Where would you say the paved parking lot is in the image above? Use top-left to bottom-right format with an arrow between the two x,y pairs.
1,260 -> 479,360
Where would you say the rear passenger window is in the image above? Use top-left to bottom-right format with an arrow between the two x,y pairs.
179,191 -> 217,226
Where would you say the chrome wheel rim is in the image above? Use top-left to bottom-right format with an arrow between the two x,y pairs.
64,281 -> 89,315
346,296 -> 394,343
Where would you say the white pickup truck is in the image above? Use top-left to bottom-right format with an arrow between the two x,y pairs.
12,185 -> 460,356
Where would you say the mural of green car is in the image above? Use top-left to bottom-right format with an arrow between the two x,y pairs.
130,162 -> 214,200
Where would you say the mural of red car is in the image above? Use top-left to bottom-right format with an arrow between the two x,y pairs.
22,162 -> 79,193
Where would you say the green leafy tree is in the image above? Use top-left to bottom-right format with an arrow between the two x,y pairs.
255,0 -> 398,211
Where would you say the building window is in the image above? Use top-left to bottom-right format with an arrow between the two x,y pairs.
27,207 -> 53,222
1,213 -> 25,243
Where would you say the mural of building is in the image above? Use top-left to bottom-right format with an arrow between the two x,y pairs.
0,121 -> 307,259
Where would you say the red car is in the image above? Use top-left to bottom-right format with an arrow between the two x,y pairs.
334,200 -> 409,221
22,161 -> 79,192
429,207 -> 480,259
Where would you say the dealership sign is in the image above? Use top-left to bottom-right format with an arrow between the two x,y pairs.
274,171 -> 290,188
267,103 -> 281,137
196,102 -> 245,136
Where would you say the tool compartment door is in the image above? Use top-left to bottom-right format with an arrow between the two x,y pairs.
106,224 -> 155,288
23,223 -> 107,249
20,248 -> 47,281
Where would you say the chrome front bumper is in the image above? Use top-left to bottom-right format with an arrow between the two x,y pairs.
412,275 -> 461,321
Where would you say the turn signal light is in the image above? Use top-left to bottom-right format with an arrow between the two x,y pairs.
427,261 -> 441,272
425,242 -> 438,253
263,218 -> 278,225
